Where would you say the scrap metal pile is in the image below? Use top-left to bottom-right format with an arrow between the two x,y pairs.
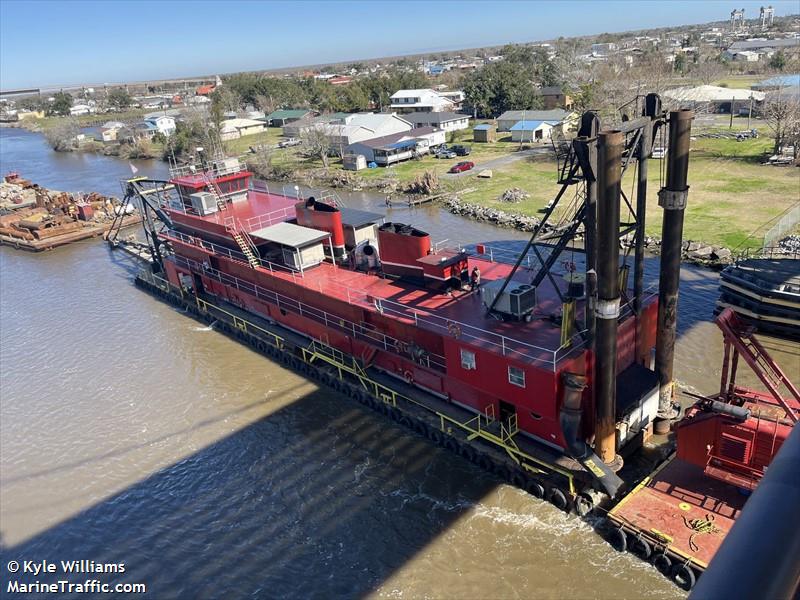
0,173 -> 127,242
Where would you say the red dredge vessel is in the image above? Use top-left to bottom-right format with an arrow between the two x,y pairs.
113,99 -> 798,593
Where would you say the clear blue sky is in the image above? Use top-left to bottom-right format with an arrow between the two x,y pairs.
1,0 -> 797,89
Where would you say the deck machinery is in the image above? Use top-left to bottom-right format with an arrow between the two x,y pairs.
113,100 -> 796,592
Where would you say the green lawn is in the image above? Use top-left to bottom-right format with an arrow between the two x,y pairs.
225,127 -> 284,156
450,141 -> 798,251
712,75 -> 764,90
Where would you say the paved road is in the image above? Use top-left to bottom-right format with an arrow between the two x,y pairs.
443,146 -> 553,178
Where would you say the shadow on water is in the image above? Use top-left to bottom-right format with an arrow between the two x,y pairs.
1,385 -> 500,599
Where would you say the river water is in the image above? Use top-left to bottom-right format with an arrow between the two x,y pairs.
1,127 -> 793,599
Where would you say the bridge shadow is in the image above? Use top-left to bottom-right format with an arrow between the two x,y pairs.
1,385 -> 500,599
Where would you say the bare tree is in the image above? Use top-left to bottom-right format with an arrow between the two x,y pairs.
299,124 -> 334,168
692,59 -> 724,85
44,120 -> 80,152
764,89 -> 800,156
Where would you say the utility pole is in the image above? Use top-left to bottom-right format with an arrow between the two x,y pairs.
594,129 -> 623,465
654,109 -> 693,434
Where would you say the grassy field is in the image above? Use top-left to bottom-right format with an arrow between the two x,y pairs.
224,127 -> 284,156
451,141 -> 798,250
712,75 -> 764,89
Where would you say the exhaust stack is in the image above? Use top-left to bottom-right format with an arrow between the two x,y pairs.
654,110 -> 693,434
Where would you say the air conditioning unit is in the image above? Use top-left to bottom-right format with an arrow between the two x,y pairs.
481,280 -> 537,321
190,191 -> 218,216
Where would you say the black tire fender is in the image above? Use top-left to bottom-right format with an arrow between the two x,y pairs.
608,527 -> 627,553
476,454 -> 492,471
459,445 -> 476,463
444,437 -> 459,453
653,553 -> 672,576
525,479 -> 546,499
671,563 -> 696,591
428,428 -> 443,445
630,535 -> 652,560
510,472 -> 526,488
547,486 -> 570,512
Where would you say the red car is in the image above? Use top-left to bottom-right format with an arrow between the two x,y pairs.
449,161 -> 475,174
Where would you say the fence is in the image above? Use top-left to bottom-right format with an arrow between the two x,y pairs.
763,204 -> 800,248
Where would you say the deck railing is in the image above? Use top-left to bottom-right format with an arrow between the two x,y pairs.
171,254 -> 448,372
168,237 -> 585,370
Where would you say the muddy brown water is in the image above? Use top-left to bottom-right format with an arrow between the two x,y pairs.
2,127 -> 795,598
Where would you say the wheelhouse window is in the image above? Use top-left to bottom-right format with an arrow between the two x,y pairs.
508,365 -> 526,388
460,348 -> 476,370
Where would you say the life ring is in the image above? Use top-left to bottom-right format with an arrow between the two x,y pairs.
403,370 -> 413,384
652,553 -> 672,576
671,563 -> 696,591
447,321 -> 462,338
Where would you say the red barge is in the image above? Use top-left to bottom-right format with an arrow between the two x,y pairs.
115,102 -> 798,593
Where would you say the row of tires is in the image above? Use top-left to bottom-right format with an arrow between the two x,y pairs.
142,281 -> 598,518
606,527 -> 698,591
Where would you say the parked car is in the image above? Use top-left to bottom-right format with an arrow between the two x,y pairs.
436,150 -> 457,159
449,161 -> 475,174
451,144 -> 471,156
278,137 -> 301,148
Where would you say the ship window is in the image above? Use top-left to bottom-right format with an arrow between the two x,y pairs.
508,366 -> 526,388
460,349 -> 476,370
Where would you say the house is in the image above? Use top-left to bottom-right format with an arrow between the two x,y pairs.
401,111 -> 470,132
473,123 -> 497,143
591,42 -> 618,57
196,84 -> 215,96
219,117 -> 265,140
100,121 -> 126,142
540,86 -> 573,110
496,109 -> 568,132
69,103 -> 94,116
187,96 -> 211,105
345,127 -> 445,165
143,115 -> 176,137
724,50 -> 761,62
390,89 -> 455,113
438,90 -> 465,110
281,112 -> 350,137
752,74 -> 800,91
509,120 -> 558,142
265,109 -> 315,127
663,85 -> 764,112
319,113 -> 413,150
727,38 -> 800,53
329,76 -> 353,86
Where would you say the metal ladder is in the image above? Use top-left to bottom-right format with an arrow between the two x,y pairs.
717,308 -> 799,423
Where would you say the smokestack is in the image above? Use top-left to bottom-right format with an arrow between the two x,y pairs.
594,129 -> 623,465
654,109 -> 693,434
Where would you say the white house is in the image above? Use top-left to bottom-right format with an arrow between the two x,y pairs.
100,121 -> 126,142
143,115 -> 176,137
510,120 -> 558,142
346,127 -> 446,165
69,104 -> 95,116
496,109 -> 568,132
219,117 -> 265,141
321,113 -> 413,149
390,89 -> 455,113
401,111 -> 470,132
